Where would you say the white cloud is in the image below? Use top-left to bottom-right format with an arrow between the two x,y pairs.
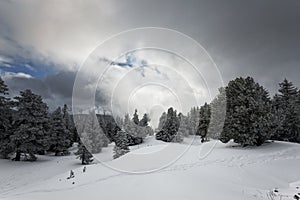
0,55 -> 13,68
2,72 -> 32,79
24,64 -> 36,71
0,1 -> 225,125
0,0 -> 119,71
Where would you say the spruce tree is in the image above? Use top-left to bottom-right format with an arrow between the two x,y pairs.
219,77 -> 271,146
139,113 -> 150,127
50,107 -> 71,156
138,113 -> 154,136
197,103 -> 211,142
62,104 -> 76,146
115,115 -> 124,129
208,87 -> 226,139
0,77 -> 12,158
75,141 -> 93,165
177,113 -> 190,138
171,113 -> 184,143
11,89 -> 50,161
158,112 -> 167,130
156,107 -> 180,142
187,107 -> 201,135
113,130 -> 130,159
81,112 -> 109,154
144,126 -> 154,136
123,111 -> 149,140
132,109 -> 139,125
272,79 -> 300,142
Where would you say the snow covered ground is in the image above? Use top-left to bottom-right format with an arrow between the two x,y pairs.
1,136 -> 300,200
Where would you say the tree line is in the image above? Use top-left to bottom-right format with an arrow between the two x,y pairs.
1,75 -> 300,164
0,77 -> 78,161
156,77 -> 300,146
0,76 -> 155,164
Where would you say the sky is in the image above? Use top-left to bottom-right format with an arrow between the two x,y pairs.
0,0 -> 300,126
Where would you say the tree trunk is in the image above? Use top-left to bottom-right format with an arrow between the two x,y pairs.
15,151 -> 21,161
82,153 -> 85,165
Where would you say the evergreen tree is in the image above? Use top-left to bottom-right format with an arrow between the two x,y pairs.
138,113 -> 154,136
81,112 -> 109,154
115,115 -> 124,129
197,103 -> 211,142
75,141 -> 93,165
139,113 -> 150,127
132,109 -> 139,125
187,107 -> 201,135
219,77 -> 271,146
50,107 -> 71,156
11,89 -> 50,161
271,79 -> 300,142
156,107 -> 180,142
208,87 -> 227,139
62,104 -> 76,146
124,111 -> 149,140
113,130 -> 130,159
0,77 -> 12,158
177,113 -> 190,138
144,126 -> 154,136
278,79 -> 298,101
123,113 -> 131,129
158,112 -> 167,130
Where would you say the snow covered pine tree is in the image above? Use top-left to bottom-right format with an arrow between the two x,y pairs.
0,77 -> 12,159
219,77 -> 272,147
271,79 -> 300,142
208,87 -> 227,139
113,130 -> 130,159
75,141 -> 94,165
197,103 -> 211,143
11,89 -> 50,161
49,107 -> 71,156
156,107 -> 180,142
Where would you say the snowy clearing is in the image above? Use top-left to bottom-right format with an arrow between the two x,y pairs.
1,137 -> 300,200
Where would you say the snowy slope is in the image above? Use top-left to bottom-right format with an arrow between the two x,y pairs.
1,137 -> 300,200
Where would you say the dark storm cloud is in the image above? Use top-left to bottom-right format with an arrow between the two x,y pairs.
44,71 -> 76,99
4,70 -> 109,111
105,0 -> 300,94
6,76 -> 51,98
1,0 -> 300,101
3,71 -> 75,109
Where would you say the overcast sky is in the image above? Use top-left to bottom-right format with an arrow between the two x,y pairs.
0,0 -> 300,124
